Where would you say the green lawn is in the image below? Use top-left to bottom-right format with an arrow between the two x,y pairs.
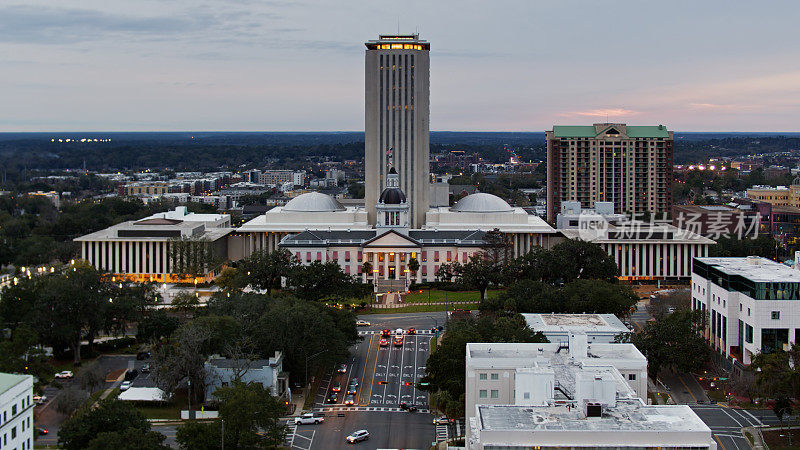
361,302 -> 480,314
403,289 -> 501,303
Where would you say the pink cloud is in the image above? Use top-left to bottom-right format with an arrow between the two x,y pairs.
559,108 -> 640,118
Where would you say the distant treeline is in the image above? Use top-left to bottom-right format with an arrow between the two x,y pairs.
0,132 -> 798,176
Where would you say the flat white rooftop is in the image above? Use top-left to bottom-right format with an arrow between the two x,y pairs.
476,402 -> 710,433
523,313 -> 629,336
695,257 -> 800,283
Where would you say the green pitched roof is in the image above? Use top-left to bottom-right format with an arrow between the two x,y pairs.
0,372 -> 30,395
552,125 -> 670,138
552,126 -> 597,138
625,126 -> 670,138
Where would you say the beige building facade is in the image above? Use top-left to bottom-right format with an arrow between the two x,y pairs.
364,34 -> 430,228
546,123 -> 673,222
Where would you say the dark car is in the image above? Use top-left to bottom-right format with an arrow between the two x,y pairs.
326,392 -> 338,403
140,364 -> 150,373
407,327 -> 416,334
347,384 -> 357,395
399,402 -> 417,412
332,381 -> 341,392
35,427 -> 48,436
136,351 -> 151,360
124,369 -> 138,381
381,329 -> 391,337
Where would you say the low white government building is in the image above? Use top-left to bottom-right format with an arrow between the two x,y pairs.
0,373 -> 34,450
523,313 -> 631,344
466,336 -> 715,449
74,206 -> 242,283
692,256 -> 800,365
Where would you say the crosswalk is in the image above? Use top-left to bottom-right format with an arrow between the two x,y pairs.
284,421 -> 297,447
359,330 -> 436,335
435,424 -> 448,442
313,406 -> 431,414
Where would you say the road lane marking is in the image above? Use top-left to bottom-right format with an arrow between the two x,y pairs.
677,373 -> 698,402
397,335 -> 406,404
364,334 -> 379,406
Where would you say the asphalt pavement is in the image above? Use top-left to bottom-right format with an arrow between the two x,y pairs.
288,312 -> 444,449
34,355 -> 135,446
690,404 -> 789,450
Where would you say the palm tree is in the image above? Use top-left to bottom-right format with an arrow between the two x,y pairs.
408,257 -> 420,285
362,261 -> 373,284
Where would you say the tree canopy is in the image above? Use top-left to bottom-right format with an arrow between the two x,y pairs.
58,398 -> 155,450
629,309 -> 709,377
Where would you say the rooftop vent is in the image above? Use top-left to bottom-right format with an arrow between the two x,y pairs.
747,256 -> 762,266
586,402 -> 602,418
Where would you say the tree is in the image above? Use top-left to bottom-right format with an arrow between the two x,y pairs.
407,257 -> 420,283
151,322 -> 210,403
169,236 -> 221,281
176,420 -> 221,450
631,309 -> 710,377
87,428 -> 170,450
485,279 -> 636,317
447,253 -> 500,301
549,239 -> 619,283
421,314 -> 547,417
58,398 -> 151,450
213,381 -> 287,448
482,229 -> 513,265
214,267 -> 246,293
238,249 -> 295,295
171,290 -> 201,314
55,388 -> 89,416
287,261 -> 357,302
136,309 -> 181,344
749,343 -> 800,398
362,261 -> 373,283
82,365 -> 106,394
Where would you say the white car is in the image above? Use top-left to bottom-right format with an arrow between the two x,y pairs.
119,381 -> 132,391
33,395 -> 47,405
54,371 -> 73,379
294,413 -> 324,425
356,320 -> 371,327
346,429 -> 369,444
433,416 -> 451,425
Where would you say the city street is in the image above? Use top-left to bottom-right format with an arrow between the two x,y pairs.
34,355 -> 135,446
690,405 -> 789,450
294,312 -> 445,449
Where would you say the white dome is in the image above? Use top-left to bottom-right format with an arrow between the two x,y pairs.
451,193 -> 514,213
283,192 -> 346,212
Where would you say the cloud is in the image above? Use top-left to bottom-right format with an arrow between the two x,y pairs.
689,102 -> 761,112
559,108 -> 640,118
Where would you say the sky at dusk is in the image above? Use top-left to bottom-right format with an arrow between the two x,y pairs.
2,0 -> 799,132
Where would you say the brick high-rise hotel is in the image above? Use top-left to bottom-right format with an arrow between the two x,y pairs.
545,123 -> 673,222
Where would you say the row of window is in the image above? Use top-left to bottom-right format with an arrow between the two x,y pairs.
295,250 -> 471,264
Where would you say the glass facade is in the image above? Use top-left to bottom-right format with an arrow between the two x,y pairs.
693,259 -> 800,300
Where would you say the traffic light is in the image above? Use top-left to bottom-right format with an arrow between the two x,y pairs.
405,382 -> 413,386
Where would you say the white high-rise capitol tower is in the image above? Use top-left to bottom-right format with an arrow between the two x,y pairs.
364,34 -> 430,228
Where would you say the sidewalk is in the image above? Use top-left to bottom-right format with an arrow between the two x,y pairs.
371,300 -> 475,309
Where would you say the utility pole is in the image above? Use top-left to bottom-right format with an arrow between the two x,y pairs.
221,419 -> 224,450
305,348 -> 329,388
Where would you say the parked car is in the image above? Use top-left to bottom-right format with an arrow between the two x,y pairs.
347,384 -> 357,395
344,394 -> 355,405
140,364 -> 150,373
356,320 -> 371,326
433,416 -> 451,425
346,429 -> 369,444
379,338 -> 389,347
294,413 -> 324,425
119,381 -> 132,391
33,395 -> 47,405
54,371 -> 73,379
124,369 -> 138,381
326,393 -> 338,403
406,327 -> 416,334
338,364 -> 347,373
